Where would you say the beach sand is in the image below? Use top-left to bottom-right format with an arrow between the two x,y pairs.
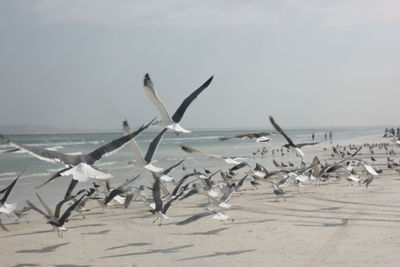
2,135 -> 400,267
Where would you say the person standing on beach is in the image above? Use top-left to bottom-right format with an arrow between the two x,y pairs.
312,133 -> 315,141
324,133 -> 327,140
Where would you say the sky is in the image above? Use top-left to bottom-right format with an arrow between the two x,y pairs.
0,0 -> 399,131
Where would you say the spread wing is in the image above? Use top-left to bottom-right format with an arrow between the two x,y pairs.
0,170 -> 23,203
297,142 -> 320,148
0,135 -> 75,165
58,194 -> 85,225
85,118 -> 154,163
171,76 -> 214,123
122,120 -> 146,165
143,73 -> 172,123
269,116 -> 296,147
144,128 -> 168,164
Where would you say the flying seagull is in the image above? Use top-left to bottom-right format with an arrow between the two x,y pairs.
27,192 -> 86,237
219,132 -> 272,143
181,145 -> 246,165
0,119 -> 154,187
269,116 -> 319,157
0,171 -> 24,231
143,73 -> 213,134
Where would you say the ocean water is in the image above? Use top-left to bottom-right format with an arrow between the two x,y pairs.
0,125 -> 384,183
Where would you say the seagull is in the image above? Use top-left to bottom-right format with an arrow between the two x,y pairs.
103,175 -> 140,206
0,119 -> 154,187
0,171 -> 23,231
27,192 -> 86,237
143,73 -> 213,134
181,145 -> 246,165
269,116 -> 319,157
219,132 -> 272,143
123,119 -> 168,173
363,174 -> 374,188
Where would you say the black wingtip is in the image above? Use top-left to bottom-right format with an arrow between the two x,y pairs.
122,119 -> 129,127
144,73 -> 151,86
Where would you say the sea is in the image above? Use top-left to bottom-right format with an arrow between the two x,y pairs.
0,126 -> 385,183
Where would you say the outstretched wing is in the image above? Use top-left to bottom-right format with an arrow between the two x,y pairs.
171,76 -> 213,123
297,142 -> 320,148
86,118 -> 154,163
0,170 -> 23,203
181,145 -> 223,161
58,193 -> 85,225
144,128 -> 168,164
0,135 -> 75,165
269,116 -> 296,147
122,119 -> 146,165
143,73 -> 172,123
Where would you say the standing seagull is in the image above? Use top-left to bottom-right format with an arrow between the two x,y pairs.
144,73 -> 213,134
269,116 -> 319,157
0,119 -> 154,187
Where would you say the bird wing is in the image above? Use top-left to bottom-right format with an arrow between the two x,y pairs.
144,128 -> 168,164
1,137 -> 75,165
269,116 -> 296,147
122,120 -> 146,165
35,193 -> 55,219
151,176 -> 163,212
162,158 -> 185,176
26,200 -> 50,219
143,73 -> 172,123
296,142 -> 320,148
36,166 -> 73,189
86,119 -> 154,163
181,145 -> 223,161
58,194 -> 85,225
0,171 -> 23,203
105,175 -> 140,205
171,76 -> 213,123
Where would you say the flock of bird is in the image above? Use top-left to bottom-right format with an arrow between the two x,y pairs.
1,73 -> 399,237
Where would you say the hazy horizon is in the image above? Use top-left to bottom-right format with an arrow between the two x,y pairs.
1,1 -> 399,131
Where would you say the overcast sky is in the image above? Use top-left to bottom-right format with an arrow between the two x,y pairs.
1,0 -> 399,131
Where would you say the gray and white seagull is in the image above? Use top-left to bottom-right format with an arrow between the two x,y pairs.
0,119 -> 154,187
143,73 -> 213,134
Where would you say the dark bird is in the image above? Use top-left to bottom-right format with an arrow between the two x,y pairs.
0,171 -> 24,231
269,116 -> 319,156
27,192 -> 86,237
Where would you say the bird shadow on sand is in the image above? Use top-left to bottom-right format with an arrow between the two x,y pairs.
3,229 -> 53,238
68,223 -> 107,229
16,242 -> 70,254
80,229 -> 110,235
177,249 -> 257,261
294,219 -> 349,228
101,244 -> 194,258
171,227 -> 229,236
226,219 -> 275,225
53,265 -> 91,267
106,242 -> 152,251
11,264 -> 40,267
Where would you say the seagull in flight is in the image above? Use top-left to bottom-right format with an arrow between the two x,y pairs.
0,119 -> 154,187
181,145 -> 246,165
269,116 -> 319,157
0,171 -> 24,231
219,132 -> 272,143
27,192 -> 86,237
143,73 -> 213,134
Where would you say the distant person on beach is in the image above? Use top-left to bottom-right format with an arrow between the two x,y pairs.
312,133 -> 315,141
324,133 -> 327,140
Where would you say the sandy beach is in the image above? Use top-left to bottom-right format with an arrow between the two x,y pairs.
1,135 -> 400,267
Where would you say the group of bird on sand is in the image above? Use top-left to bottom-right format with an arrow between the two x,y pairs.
1,73 -> 398,237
